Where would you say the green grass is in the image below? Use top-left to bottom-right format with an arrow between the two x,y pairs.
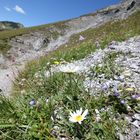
1,52 -> 139,139
0,40 -> 11,53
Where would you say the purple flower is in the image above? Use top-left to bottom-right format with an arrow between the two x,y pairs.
120,99 -> 125,105
114,92 -> 120,97
136,94 -> 140,98
108,45 -> 115,50
29,99 -> 36,106
101,83 -> 109,91
131,95 -> 137,99
131,94 -> 140,100
118,75 -> 124,82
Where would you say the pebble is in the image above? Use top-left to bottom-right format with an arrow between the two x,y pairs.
95,109 -> 100,114
125,116 -> 132,123
133,114 -> 140,121
131,120 -> 140,128
122,70 -> 131,77
118,75 -> 125,82
130,64 -> 139,70
118,133 -> 125,140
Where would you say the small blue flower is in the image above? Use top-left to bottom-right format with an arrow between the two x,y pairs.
131,94 -> 140,100
120,99 -> 125,105
101,83 -> 109,91
118,75 -> 124,82
131,95 -> 136,99
29,99 -> 36,106
114,92 -> 120,97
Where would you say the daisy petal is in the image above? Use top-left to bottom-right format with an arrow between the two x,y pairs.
70,111 -> 74,117
69,118 -> 77,122
78,121 -> 82,124
82,109 -> 88,118
78,108 -> 83,115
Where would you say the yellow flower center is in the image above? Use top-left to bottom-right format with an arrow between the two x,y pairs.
75,115 -> 83,122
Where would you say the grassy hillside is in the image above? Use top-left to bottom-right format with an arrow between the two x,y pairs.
15,11 -> 140,82
0,11 -> 140,139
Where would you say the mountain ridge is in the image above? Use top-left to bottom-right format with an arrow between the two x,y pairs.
0,21 -> 24,31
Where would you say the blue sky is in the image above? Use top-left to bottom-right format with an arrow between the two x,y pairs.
0,0 -> 121,27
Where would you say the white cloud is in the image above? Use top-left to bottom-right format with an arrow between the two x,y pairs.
13,5 -> 26,15
4,7 -> 11,12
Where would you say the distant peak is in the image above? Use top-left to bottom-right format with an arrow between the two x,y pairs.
0,21 -> 24,31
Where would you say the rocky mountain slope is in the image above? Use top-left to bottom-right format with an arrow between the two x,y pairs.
44,35 -> 140,140
0,21 -> 24,31
0,0 -> 139,95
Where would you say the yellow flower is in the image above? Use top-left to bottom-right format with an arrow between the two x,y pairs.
125,88 -> 134,92
53,61 -> 60,65
69,108 -> 88,124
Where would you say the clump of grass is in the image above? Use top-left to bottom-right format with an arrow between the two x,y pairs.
0,72 -> 121,139
1,67 -> 139,139
0,40 -> 12,53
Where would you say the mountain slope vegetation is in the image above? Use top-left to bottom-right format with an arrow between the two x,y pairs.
0,0 -> 140,139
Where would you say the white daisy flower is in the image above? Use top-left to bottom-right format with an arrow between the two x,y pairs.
59,65 -> 80,73
69,108 -> 88,124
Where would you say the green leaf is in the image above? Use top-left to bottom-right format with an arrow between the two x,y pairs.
0,123 -> 15,128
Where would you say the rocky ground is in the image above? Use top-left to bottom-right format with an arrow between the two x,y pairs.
43,36 -> 140,140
